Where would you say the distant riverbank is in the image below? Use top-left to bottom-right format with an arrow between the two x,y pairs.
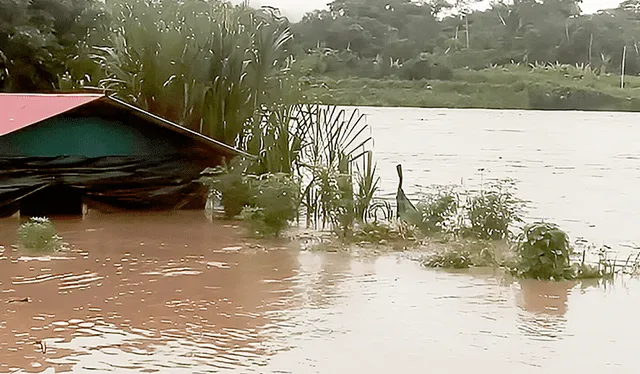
299,65 -> 640,112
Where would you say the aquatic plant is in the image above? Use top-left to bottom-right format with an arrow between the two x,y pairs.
351,220 -> 422,244
241,173 -> 300,237
351,221 -> 395,243
294,105 -> 374,231
405,186 -> 459,235
423,247 -> 474,269
17,217 -> 63,252
572,243 -> 640,279
395,178 -> 523,241
201,158 -> 253,219
465,178 -> 524,240
514,222 -> 575,281
421,239 -> 504,270
353,150 -> 380,224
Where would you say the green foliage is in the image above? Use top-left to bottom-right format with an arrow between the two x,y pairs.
350,219 -> 421,244
300,67 -> 640,111
0,0 -> 109,92
422,239 -> 503,269
397,179 -> 523,241
515,222 -> 575,281
241,173 -> 300,237
294,105 -> 373,231
354,151 -> 380,223
201,158 -> 253,219
423,247 -> 474,269
351,221 -> 394,243
466,179 -> 524,240
85,0 -> 294,148
400,54 -> 454,81
404,186 -> 459,235
17,217 -> 63,252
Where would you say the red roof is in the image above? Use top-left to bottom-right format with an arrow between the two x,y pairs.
0,93 -> 104,136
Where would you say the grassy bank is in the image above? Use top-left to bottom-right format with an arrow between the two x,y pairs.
299,64 -> 640,111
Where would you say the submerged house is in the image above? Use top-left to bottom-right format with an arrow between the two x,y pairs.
0,93 -> 248,217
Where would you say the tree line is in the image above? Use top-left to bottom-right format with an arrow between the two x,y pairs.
292,0 -> 640,79
3,0 -> 640,93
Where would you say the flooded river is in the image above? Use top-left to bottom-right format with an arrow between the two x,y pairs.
2,108 -> 640,372
365,107 -> 640,249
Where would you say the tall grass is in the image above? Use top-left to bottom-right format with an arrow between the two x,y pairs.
65,0 -> 383,236
85,0 -> 293,147
293,105 -> 374,232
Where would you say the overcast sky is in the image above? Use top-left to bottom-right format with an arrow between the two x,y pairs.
233,0 -> 624,22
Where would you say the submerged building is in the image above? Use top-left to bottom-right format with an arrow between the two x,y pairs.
0,93 -> 248,217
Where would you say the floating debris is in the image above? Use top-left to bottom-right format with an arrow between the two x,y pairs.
6,297 -> 30,304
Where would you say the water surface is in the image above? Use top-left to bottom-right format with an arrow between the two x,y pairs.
2,108 -> 640,373
1,211 -> 639,373
364,107 -> 640,248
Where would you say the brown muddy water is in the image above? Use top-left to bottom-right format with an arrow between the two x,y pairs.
364,107 -> 640,250
2,108 -> 640,373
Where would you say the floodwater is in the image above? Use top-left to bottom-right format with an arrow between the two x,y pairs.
364,107 -> 640,250
2,108 -> 640,373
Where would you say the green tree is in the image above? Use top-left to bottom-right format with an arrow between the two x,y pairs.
0,0 -> 108,92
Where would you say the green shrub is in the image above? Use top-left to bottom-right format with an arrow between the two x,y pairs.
424,247 -> 473,269
352,221 -> 394,243
526,83 -> 620,110
17,217 -> 63,252
515,222 -> 574,280
405,187 -> 459,235
422,239 -> 501,269
201,158 -> 253,219
400,54 -> 454,81
241,173 -> 300,237
350,220 -> 421,244
466,179 -> 524,240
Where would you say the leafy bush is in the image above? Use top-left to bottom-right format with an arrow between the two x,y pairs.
352,221 -> 395,243
526,83 -> 621,111
424,247 -> 473,269
241,173 -> 300,237
17,217 -> 63,252
405,187 -> 459,235
400,54 -> 454,81
351,220 -> 421,244
201,158 -> 253,219
515,222 -> 574,280
422,239 -> 501,269
466,179 -> 524,240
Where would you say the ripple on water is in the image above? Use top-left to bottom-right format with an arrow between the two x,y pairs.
3,106 -> 640,372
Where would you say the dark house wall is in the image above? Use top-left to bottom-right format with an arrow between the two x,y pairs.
0,115 -> 182,157
0,102 -> 224,217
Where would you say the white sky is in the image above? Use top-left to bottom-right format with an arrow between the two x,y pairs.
234,0 -> 624,21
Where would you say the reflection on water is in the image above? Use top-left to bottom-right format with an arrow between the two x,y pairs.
0,211 -> 300,373
2,108 -> 640,372
1,211 -> 640,372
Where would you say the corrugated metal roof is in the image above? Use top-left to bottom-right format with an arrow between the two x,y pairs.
0,93 -> 104,136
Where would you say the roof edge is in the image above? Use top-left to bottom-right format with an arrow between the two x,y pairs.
104,96 -> 255,160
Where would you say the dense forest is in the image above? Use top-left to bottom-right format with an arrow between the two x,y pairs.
291,0 -> 640,78
3,0 -> 640,110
